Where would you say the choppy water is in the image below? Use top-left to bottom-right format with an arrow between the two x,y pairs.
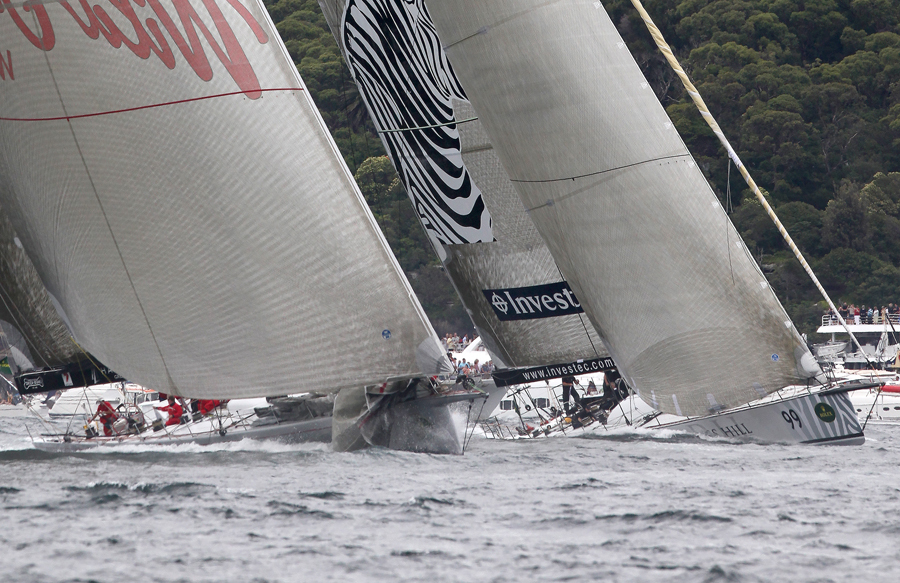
2,411 -> 899,583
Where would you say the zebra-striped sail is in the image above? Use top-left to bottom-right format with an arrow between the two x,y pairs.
0,0 -> 451,399
342,0 -> 492,246
427,0 -> 822,416
318,0 -> 607,368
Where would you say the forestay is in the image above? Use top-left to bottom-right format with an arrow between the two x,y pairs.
428,0 -> 821,416
0,0 -> 450,398
319,0 -> 607,368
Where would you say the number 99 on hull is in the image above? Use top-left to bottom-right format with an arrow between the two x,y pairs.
651,383 -> 870,445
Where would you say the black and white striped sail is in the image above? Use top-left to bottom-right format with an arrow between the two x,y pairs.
0,0 -> 450,399
318,0 -> 607,368
427,0 -> 821,416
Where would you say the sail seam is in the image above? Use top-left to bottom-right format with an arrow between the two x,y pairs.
459,144 -> 494,155
441,0 -> 562,50
512,154 -> 689,186
0,88 -> 303,122
377,116 -> 479,134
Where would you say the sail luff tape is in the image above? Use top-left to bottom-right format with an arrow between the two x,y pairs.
629,0 -> 869,358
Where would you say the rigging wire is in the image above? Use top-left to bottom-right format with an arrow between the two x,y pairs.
69,337 -> 113,386
554,265 -> 603,359
628,0 -> 874,368
725,159 -> 735,286
463,395 -> 487,453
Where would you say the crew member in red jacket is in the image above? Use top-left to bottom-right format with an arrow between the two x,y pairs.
197,399 -> 221,416
89,400 -> 119,436
156,396 -> 184,427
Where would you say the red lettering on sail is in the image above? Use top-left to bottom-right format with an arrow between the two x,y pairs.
4,0 -> 268,97
61,0 -> 176,68
0,0 -> 56,51
146,0 -> 263,97
60,0 -> 103,40
0,50 -> 12,80
222,0 -> 267,44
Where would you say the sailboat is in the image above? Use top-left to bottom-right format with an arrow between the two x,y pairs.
320,0 -> 874,443
0,0 -> 481,453
317,0 -> 627,436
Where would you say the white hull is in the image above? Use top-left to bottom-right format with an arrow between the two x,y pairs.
32,386 -> 490,453
481,382 -> 869,445
32,415 -> 332,452
647,386 -> 865,445
848,387 -> 900,422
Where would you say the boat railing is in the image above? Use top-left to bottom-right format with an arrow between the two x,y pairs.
821,313 -> 900,326
478,418 -> 521,440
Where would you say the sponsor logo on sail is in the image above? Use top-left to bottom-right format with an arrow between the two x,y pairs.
23,377 -> 44,390
814,402 -> 836,423
482,281 -> 584,321
490,293 -> 509,315
1,0 -> 270,97
492,357 -> 616,387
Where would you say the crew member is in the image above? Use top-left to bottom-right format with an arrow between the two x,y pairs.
89,400 -> 119,436
156,396 -> 184,426
197,399 -> 221,416
561,375 -> 580,414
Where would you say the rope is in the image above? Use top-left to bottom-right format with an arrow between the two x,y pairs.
862,388 -> 879,431
627,0 -> 872,365
725,160 -> 735,285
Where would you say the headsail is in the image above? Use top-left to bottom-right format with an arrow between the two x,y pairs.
0,203 -> 81,376
318,0 -> 607,369
0,0 -> 450,399
427,0 -> 821,416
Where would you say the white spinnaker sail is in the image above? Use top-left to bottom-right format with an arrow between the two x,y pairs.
319,0 -> 607,368
428,0 -> 821,416
0,0 -> 450,398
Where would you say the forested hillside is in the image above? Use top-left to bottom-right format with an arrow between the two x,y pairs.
268,0 -> 900,338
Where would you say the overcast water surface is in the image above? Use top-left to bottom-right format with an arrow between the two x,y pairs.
1,410 -> 899,582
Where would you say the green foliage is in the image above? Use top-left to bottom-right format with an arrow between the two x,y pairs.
601,0 -> 900,333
